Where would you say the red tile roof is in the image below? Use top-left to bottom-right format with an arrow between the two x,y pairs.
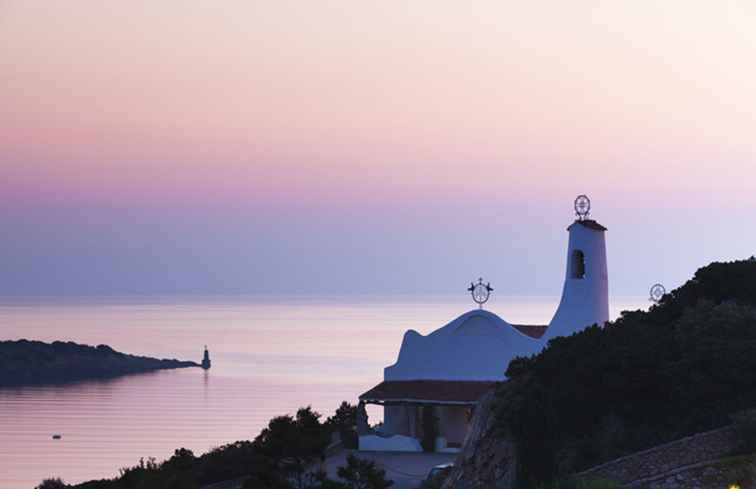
512,324 -> 547,339
571,219 -> 607,231
359,380 -> 496,404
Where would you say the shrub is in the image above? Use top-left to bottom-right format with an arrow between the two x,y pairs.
337,454 -> 394,489
325,402 -> 358,449
713,455 -> 756,489
732,409 -> 756,454
254,407 -> 330,489
574,478 -> 622,489
494,259 -> 756,488
35,478 -> 66,489
341,429 -> 359,449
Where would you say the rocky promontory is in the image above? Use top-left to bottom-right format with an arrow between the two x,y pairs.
0,339 -> 199,387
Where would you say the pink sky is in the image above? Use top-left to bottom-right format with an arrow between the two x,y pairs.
2,1 -> 756,297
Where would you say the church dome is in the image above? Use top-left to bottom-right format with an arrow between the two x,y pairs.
384,309 -> 543,382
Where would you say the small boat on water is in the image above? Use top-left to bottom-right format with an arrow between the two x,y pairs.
52,434 -> 62,440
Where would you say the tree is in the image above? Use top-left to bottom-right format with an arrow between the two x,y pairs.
165,448 -> 196,471
337,454 -> 394,489
732,409 -> 756,454
493,258 -> 756,488
254,406 -> 330,489
196,440 -> 259,484
326,402 -> 357,429
35,479 -> 66,489
241,470 -> 294,489
325,402 -> 358,449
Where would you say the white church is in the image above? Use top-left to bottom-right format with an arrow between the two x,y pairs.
358,196 -> 609,452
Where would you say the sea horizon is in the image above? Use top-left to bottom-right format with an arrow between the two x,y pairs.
0,295 -> 646,488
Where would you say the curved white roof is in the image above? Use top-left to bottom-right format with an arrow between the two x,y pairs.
384,309 -> 543,382
382,217 -> 609,383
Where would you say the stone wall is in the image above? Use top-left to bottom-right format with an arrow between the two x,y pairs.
577,426 -> 739,487
444,394 -> 743,489
630,455 -> 755,489
442,390 -> 516,489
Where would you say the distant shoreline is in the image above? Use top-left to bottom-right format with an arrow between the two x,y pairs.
0,339 -> 199,388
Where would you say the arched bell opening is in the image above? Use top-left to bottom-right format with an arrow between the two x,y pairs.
571,249 -> 586,279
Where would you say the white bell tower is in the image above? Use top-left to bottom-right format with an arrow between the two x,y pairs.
544,196 -> 609,341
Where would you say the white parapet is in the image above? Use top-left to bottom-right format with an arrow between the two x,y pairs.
358,434 -> 423,452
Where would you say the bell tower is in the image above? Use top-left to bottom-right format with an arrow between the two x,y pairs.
544,196 -> 609,341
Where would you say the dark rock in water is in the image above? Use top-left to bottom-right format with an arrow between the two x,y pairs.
0,339 -> 200,388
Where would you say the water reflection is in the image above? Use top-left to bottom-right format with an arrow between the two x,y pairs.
0,296 -> 646,489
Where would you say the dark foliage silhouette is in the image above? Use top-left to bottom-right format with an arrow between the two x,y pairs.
60,403 -> 355,489
495,258 -> 756,488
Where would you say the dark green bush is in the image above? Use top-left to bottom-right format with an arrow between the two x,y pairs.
574,478 -> 622,489
732,409 -> 756,454
496,259 -> 756,488
325,401 -> 358,449
337,454 -> 394,489
67,404 -> 348,489
35,478 -> 67,489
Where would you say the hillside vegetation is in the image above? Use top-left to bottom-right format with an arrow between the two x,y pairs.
495,258 -> 756,488
0,340 -> 198,387
39,403 -> 380,489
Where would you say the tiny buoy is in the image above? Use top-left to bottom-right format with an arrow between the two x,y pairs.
52,434 -> 62,440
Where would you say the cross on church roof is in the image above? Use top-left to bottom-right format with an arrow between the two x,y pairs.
468,278 -> 493,309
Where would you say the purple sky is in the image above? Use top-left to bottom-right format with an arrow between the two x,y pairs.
2,1 -> 756,298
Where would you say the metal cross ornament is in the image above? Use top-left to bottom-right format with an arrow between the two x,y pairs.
468,278 -> 493,309
649,283 -> 666,304
574,194 -> 591,220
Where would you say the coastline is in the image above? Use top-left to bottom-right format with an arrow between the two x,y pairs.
0,339 -> 199,389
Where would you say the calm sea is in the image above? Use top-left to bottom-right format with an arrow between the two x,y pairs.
0,296 -> 645,489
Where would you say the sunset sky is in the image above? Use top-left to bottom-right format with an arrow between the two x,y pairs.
2,1 -> 756,298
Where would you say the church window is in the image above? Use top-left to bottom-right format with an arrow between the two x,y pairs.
571,250 -> 585,279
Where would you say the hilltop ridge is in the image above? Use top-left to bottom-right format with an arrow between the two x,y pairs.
442,257 -> 756,489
